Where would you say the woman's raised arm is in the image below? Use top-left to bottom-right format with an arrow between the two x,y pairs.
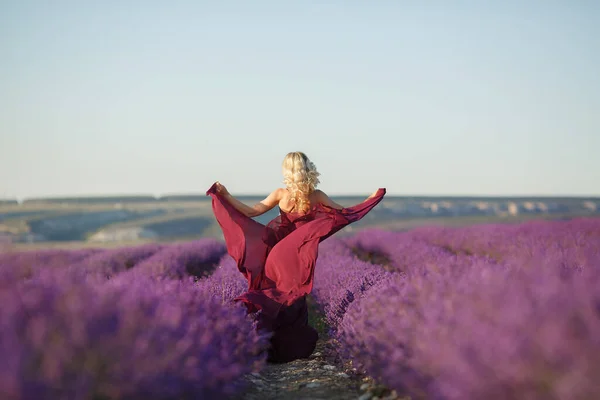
315,189 -> 382,210
214,182 -> 283,217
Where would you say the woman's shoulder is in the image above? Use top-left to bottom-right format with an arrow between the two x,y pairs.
312,189 -> 344,210
312,189 -> 329,202
275,187 -> 288,198
268,187 -> 287,199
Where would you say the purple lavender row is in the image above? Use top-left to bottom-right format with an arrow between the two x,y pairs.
125,239 -> 227,280
69,243 -> 164,277
1,239 -> 227,285
338,258 -> 600,399
410,218 -> 600,270
311,238 -> 392,330
0,241 -> 269,399
0,248 -> 102,286
314,220 -> 600,399
343,228 -> 499,274
311,235 -> 488,334
199,255 -> 249,304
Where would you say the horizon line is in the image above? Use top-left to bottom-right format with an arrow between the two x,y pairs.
3,192 -> 600,202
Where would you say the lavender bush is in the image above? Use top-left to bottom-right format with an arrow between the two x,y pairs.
410,218 -> 600,270
0,272 -> 268,399
311,238 -> 392,330
0,241 -> 267,399
131,239 -> 226,279
314,219 -> 600,400
199,255 -> 248,304
69,243 -> 164,278
338,261 -> 600,399
0,248 -> 101,286
344,228 -> 500,274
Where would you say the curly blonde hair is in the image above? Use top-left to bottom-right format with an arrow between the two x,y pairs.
282,151 -> 320,214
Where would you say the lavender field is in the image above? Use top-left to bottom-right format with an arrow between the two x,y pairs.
1,218 -> 599,399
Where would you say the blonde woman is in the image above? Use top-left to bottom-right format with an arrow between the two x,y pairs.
206,151 -> 385,363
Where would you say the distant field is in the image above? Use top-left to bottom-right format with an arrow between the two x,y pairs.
1,194 -> 598,252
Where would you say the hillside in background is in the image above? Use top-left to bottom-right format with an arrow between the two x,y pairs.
1,194 -> 598,249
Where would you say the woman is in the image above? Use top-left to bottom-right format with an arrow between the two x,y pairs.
206,151 -> 385,362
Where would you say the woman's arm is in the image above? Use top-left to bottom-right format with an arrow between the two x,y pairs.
214,182 -> 283,217
315,189 -> 381,210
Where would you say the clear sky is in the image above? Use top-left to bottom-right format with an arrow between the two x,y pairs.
1,1 -> 598,199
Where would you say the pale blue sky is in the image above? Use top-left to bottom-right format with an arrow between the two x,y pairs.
1,1 -> 598,199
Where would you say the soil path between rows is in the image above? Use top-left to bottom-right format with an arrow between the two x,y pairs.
231,297 -> 398,400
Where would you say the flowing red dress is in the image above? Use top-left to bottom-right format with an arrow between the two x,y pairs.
206,183 -> 386,362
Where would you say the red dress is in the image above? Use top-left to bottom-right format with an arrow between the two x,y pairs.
206,183 -> 386,362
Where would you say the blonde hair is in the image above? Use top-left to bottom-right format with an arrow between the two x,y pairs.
282,151 -> 320,213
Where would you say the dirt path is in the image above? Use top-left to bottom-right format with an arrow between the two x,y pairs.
232,298 -> 399,400
237,337 -> 362,400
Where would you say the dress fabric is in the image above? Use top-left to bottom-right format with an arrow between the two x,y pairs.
206,183 -> 386,362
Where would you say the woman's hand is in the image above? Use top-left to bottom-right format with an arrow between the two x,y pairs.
215,181 -> 230,196
367,189 -> 380,200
